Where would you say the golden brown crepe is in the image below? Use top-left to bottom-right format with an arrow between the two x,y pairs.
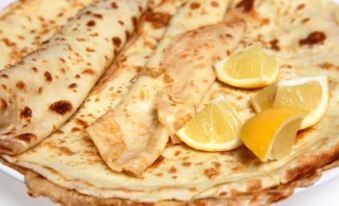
10,158 -> 339,206
156,21 -> 245,139
0,0 -> 92,69
0,0 -> 147,155
2,0 -> 339,205
86,0 -> 188,174
87,0 -> 231,176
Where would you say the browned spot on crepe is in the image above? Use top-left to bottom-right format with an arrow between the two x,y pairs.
269,38 -> 280,51
190,2 -> 201,10
0,145 -> 12,153
16,81 -> 25,89
204,168 -> 220,179
236,0 -> 255,12
20,106 -> 32,120
211,1 -> 219,8
168,166 -> 177,173
144,12 -> 171,29
149,156 -> 165,169
87,20 -> 96,27
112,37 -> 122,47
93,13 -> 103,19
295,128 -> 316,144
49,100 -> 73,115
86,47 -> 95,52
246,179 -> 262,192
0,98 -> 7,111
299,31 -> 326,46
75,118 -> 88,128
44,71 -> 53,82
58,146 -> 75,156
15,133 -> 37,143
68,83 -> 77,89
111,2 -> 118,9
82,68 -> 96,75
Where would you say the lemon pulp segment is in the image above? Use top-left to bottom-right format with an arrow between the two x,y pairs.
215,44 -> 278,88
176,98 -> 242,151
240,107 -> 304,161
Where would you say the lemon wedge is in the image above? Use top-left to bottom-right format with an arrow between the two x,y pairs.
215,44 -> 279,88
240,108 -> 305,161
250,83 -> 277,112
176,96 -> 242,151
251,76 -> 329,129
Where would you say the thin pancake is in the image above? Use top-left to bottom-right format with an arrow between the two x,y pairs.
0,0 -> 92,69
14,158 -> 339,206
90,0 -> 187,94
86,0 -> 188,173
156,21 -> 245,138
86,0 -> 230,176
0,0 -> 147,155
3,0 -> 339,205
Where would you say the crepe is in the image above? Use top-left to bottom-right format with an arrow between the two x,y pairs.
86,0 -> 230,176
0,0 -> 93,69
12,158 -> 339,206
0,0 -> 147,155
156,21 -> 245,138
3,0 -> 339,205
86,0 -> 189,174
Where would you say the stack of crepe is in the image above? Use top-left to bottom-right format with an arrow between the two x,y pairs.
0,0 -> 338,205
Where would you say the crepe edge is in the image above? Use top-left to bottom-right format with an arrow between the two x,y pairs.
1,143 -> 338,206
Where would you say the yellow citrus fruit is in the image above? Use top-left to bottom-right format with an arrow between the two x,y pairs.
251,76 -> 329,129
240,107 -> 305,161
176,96 -> 242,151
215,44 -> 278,88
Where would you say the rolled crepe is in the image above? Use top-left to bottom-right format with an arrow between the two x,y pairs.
0,0 -> 92,69
0,0 -> 148,155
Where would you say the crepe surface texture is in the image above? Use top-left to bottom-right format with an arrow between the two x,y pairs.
2,0 -> 339,205
86,0 -> 190,176
86,0 -> 231,176
0,0 -> 93,69
0,0 -> 148,154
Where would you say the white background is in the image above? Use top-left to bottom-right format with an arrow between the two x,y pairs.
0,0 -> 339,205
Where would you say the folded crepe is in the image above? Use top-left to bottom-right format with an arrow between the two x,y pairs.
0,0 -> 147,155
3,0 -> 339,205
86,0 -> 231,176
156,20 -> 245,138
90,0 -> 186,91
86,0 -> 188,173
0,0 -> 92,69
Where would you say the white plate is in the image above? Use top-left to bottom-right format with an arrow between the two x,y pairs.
0,0 -> 339,205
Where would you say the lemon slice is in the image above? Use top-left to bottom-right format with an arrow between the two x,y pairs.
240,108 -> 305,161
215,44 -> 279,88
176,96 -> 242,151
251,76 -> 329,129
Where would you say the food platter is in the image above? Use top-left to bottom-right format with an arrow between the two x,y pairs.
0,0 -> 339,205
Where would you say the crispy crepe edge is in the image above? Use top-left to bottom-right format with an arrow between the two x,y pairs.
1,142 -> 338,206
